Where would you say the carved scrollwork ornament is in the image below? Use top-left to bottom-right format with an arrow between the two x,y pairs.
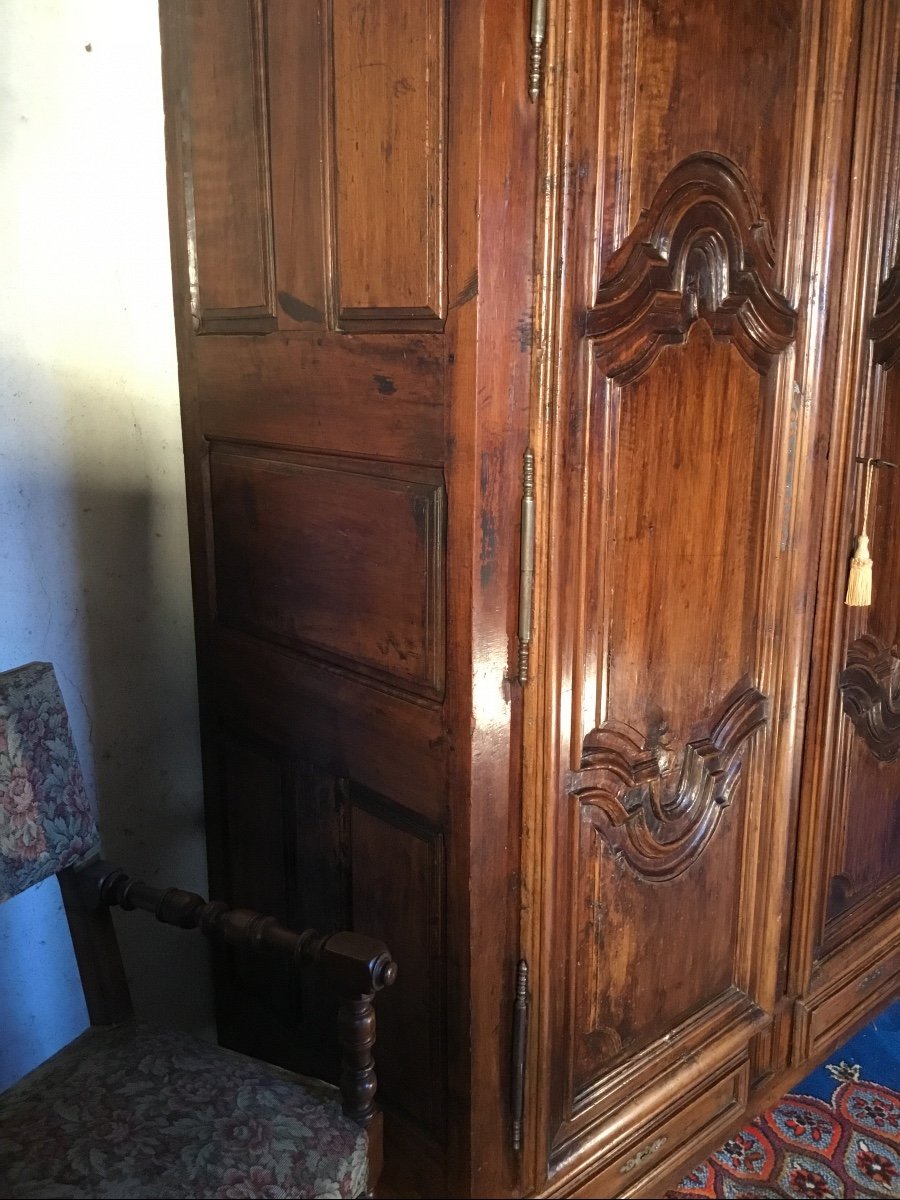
839,635 -> 900,762
871,262 -> 900,370
572,679 -> 769,880
585,153 -> 797,383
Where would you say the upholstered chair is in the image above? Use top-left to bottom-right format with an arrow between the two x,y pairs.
0,661 -> 396,1199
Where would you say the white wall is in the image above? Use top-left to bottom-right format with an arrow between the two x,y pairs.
0,0 -> 212,1083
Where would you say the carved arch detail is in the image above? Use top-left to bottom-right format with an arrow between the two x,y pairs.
871,262 -> 900,370
839,634 -> 900,762
585,153 -> 797,384
571,680 -> 768,881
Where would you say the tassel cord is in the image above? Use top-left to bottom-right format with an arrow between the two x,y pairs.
845,459 -> 875,608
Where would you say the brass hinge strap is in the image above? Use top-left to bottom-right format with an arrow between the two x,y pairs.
517,449 -> 536,683
511,958 -> 530,1152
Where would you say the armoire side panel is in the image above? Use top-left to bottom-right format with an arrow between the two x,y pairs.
162,0 -> 455,1175
160,0 -> 533,1193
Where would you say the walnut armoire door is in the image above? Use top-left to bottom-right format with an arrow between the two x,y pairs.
791,0 -> 900,1064
522,2 -> 860,1195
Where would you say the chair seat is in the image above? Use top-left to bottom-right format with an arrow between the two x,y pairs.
0,1022 -> 368,1199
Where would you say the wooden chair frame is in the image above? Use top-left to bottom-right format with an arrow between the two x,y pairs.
56,856 -> 397,1197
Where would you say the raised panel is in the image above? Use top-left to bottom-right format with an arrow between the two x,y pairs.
871,263 -> 900,368
600,0 -> 808,286
210,629 -> 447,823
219,736 -> 288,916
563,1059 -> 748,1199
194,333 -> 446,464
349,786 -> 446,1146
215,735 -> 298,1074
557,262 -> 793,1144
216,743 -> 352,1084
266,0 -> 330,330
208,445 -> 445,696
184,0 -> 275,331
332,0 -> 446,325
571,805 -> 743,1097
566,320 -> 777,1086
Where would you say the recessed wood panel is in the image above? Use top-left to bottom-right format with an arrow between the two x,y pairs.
215,735 -> 298,1074
210,628 -> 448,823
607,0 -> 803,281
601,332 -> 766,741
332,0 -> 446,325
219,736 -> 287,917
209,445 -> 445,696
195,333 -> 446,465
185,0 -> 275,331
572,799 -> 743,1096
349,787 -> 446,1144
564,329 -> 773,1106
266,0 -> 329,331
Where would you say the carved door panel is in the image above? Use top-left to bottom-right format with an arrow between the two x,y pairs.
525,1 -> 855,1192
159,3 -> 534,1196
792,0 -> 900,1062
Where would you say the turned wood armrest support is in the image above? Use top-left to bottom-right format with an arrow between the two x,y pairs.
74,858 -> 397,1124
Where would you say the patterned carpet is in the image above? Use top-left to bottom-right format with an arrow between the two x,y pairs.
666,1002 -> 900,1199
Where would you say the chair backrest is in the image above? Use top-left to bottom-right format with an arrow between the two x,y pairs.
0,663 -> 100,904
0,661 -> 396,1144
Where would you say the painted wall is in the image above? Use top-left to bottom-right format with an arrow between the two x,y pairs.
0,0 -> 212,1085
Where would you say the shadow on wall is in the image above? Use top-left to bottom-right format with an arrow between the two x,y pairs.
0,0 -> 212,1085
0,361 -> 213,1078
71,477 -> 212,1037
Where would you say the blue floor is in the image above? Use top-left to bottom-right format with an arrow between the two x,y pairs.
798,1002 -> 900,1102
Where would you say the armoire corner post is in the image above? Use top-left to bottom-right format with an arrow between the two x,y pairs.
158,2 -> 900,1197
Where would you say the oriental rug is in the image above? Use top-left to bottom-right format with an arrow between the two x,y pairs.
665,1001 -> 900,1199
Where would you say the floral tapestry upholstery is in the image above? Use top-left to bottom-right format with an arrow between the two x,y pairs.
0,661 -> 99,903
0,1022 -> 369,1199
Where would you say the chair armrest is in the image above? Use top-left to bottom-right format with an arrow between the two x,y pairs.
73,858 -> 397,1124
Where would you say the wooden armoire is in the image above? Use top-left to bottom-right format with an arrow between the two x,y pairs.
158,1 -> 900,1196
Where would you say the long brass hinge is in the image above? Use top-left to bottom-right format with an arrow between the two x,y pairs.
511,958 -> 530,1151
517,449 -> 536,684
528,0 -> 548,101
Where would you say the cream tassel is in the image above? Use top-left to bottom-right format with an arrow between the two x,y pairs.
845,460 -> 874,607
